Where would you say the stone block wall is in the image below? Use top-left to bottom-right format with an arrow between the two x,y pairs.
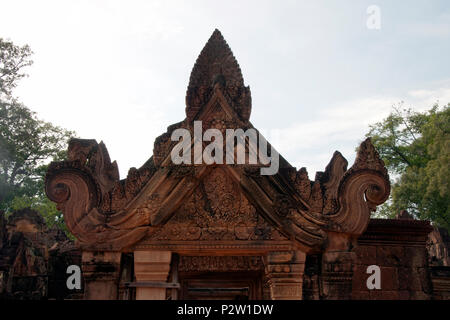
352,218 -> 433,300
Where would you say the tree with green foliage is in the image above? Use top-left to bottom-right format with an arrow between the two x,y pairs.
367,103 -> 449,231
0,38 -> 33,99
0,38 -> 75,231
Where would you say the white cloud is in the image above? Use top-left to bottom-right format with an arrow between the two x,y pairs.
408,85 -> 450,109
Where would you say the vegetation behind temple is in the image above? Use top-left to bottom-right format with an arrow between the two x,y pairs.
0,38 -> 75,235
366,103 -> 450,231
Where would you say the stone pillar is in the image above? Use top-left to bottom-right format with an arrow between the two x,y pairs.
265,251 -> 306,300
82,251 -> 121,300
321,251 -> 356,300
134,251 -> 172,300
320,232 -> 356,300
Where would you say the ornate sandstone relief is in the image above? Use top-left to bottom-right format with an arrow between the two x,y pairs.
146,167 -> 286,242
45,139 -> 156,250
178,256 -> 263,273
239,137 -> 390,252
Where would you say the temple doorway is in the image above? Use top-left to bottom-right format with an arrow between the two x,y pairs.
179,271 -> 263,300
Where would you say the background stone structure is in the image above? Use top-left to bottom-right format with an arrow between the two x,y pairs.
0,209 -> 81,299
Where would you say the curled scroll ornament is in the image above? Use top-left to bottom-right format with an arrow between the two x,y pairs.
327,169 -> 390,235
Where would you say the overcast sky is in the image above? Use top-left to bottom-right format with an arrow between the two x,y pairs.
1,0 -> 449,178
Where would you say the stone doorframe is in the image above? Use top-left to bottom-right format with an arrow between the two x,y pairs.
81,234 -> 359,300
80,241 -> 312,300
131,249 -> 307,300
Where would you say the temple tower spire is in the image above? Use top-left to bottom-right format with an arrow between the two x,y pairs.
186,29 -> 252,122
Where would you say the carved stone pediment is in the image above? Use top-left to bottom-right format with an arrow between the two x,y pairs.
45,29 -> 390,254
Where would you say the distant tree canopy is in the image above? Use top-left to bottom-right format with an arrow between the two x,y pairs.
367,103 -> 449,231
0,38 -> 33,99
0,38 -> 75,232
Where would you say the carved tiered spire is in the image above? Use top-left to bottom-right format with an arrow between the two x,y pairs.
188,29 -> 244,87
186,29 -> 252,122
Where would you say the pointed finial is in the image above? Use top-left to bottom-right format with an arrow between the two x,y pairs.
188,29 -> 244,88
186,29 -> 251,121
